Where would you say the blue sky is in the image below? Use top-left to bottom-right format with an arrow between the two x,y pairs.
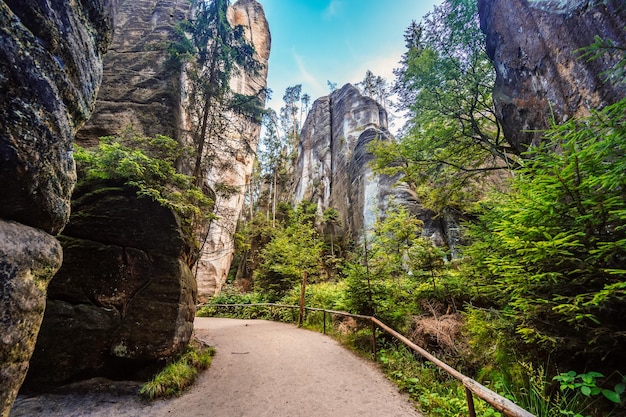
259,0 -> 442,120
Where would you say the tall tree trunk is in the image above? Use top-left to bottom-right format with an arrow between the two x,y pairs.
272,169 -> 277,227
193,100 -> 211,186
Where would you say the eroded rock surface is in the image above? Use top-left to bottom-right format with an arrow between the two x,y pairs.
478,0 -> 626,151
0,1 -> 114,414
76,0 -> 271,301
0,0 -> 115,234
193,0 -> 271,300
0,222 -> 63,415
76,0 -> 190,146
24,185 -> 196,389
294,84 -> 450,245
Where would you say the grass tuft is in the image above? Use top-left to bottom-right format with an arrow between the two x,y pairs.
140,342 -> 215,400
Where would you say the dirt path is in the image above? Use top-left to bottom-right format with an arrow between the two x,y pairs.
11,318 -> 421,417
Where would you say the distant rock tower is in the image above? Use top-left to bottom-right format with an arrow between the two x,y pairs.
293,84 -> 452,246
191,0 -> 271,301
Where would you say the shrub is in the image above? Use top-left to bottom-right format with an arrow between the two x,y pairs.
462,98 -> 626,368
74,128 -> 214,231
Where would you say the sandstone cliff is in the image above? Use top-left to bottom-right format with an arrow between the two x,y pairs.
76,0 -> 190,146
192,0 -> 271,301
294,84 -> 450,246
0,0 -> 114,414
76,0 -> 270,302
478,0 -> 626,151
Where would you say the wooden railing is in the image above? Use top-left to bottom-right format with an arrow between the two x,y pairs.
197,303 -> 535,417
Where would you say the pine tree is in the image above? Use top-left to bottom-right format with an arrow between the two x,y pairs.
170,0 -> 262,186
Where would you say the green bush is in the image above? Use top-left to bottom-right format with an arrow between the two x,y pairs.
255,203 -> 324,301
462,98 -> 626,367
74,129 -> 214,230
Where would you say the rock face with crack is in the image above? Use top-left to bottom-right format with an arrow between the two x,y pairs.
293,84 -> 453,246
0,0 -> 115,233
24,184 -> 197,388
75,0 -> 191,146
0,0 -> 114,414
478,0 -> 626,152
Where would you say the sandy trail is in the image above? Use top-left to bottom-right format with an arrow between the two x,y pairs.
10,317 -> 421,417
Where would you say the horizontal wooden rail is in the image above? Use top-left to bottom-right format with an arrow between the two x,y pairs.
371,318 -> 535,417
197,303 -> 535,417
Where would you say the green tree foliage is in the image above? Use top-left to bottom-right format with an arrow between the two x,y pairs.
255,202 -> 324,301
74,130 -> 214,229
255,85 -> 311,226
463,97 -> 626,366
281,84 -> 302,147
322,207 -> 341,257
356,70 -> 392,111
258,109 -> 286,226
170,0 -> 263,185
343,203 -> 448,326
373,0 -> 512,215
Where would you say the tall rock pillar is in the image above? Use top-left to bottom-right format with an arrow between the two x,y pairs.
293,84 -> 449,247
193,0 -> 271,301
75,0 -> 270,302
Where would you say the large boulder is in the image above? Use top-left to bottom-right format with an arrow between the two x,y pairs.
0,221 -> 62,414
0,0 -> 115,234
24,184 -> 197,388
478,0 -> 626,152
0,0 -> 114,414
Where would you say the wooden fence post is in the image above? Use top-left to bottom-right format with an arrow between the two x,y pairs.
466,387 -> 477,417
371,320 -> 377,362
297,271 -> 308,327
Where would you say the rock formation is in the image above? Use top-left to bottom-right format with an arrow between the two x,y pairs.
294,84 -> 450,246
76,0 -> 270,302
192,0 -> 271,301
24,184 -> 196,388
478,0 -> 626,152
75,0 -> 190,146
0,0 -> 114,414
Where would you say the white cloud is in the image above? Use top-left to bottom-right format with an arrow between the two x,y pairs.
293,51 -> 325,95
346,51 -> 403,86
323,0 -> 343,20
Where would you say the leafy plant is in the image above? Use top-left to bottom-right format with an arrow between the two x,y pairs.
462,97 -> 626,366
74,130 -> 214,231
554,371 -> 625,405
